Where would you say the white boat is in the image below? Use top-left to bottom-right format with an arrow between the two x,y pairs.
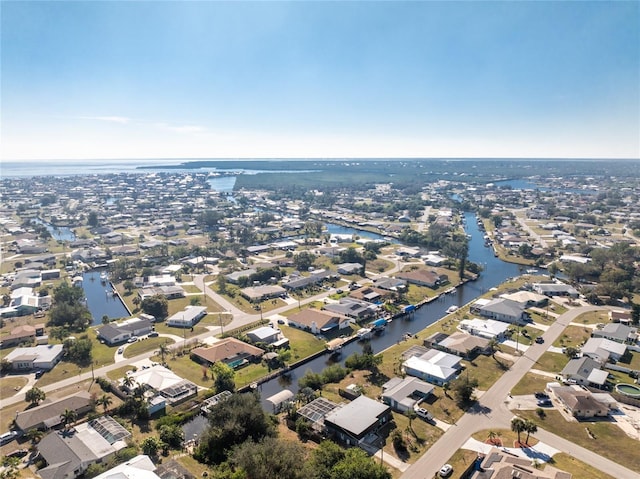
356,328 -> 372,340
446,305 -> 458,314
100,271 -> 108,283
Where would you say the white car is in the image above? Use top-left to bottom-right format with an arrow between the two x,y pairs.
117,347 -> 124,354
439,464 -> 453,477
127,336 -> 138,343
415,407 -> 433,420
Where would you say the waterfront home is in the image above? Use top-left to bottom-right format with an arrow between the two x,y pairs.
4,344 -> 63,371
381,376 -> 434,413
324,395 -> 392,447
166,306 -> 207,328
191,337 -> 264,368
122,365 -> 198,406
323,297 -> 378,321
395,269 -> 449,289
474,298 -> 528,325
424,331 -> 491,360
532,282 -> 579,298
287,308 -> 350,334
246,326 -> 282,345
458,318 -> 509,340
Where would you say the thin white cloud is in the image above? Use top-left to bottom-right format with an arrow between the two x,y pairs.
154,122 -> 207,134
82,116 -> 132,124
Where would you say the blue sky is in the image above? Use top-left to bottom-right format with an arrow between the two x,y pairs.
2,1 -> 638,160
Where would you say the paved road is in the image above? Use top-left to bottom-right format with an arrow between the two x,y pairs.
402,306 -> 640,479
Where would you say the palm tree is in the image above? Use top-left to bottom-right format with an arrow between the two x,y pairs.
511,417 -> 526,445
524,419 -> 538,445
60,409 -> 77,432
157,343 -> 169,364
97,394 -> 113,413
487,430 -> 497,444
122,375 -> 135,390
442,382 -> 451,399
404,408 -> 417,434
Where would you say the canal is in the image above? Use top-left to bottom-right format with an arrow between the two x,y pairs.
253,211 -> 521,408
82,271 -> 130,325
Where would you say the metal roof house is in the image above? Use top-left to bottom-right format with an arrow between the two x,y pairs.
166,306 -> 207,328
381,377 -> 434,413
324,395 -> 392,447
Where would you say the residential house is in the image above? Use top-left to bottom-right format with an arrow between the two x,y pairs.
123,365 -> 198,406
592,323 -> 637,345
324,395 -> 392,446
97,318 -> 153,345
500,290 -> 548,307
372,277 -> 407,291
166,306 -> 207,328
472,447 -> 572,479
15,391 -> 93,433
37,416 -> 131,479
282,269 -> 335,290
581,337 -> 627,364
560,357 -> 608,389
246,326 -> 281,345
240,285 -> 286,303
138,285 -> 185,300
402,349 -> 462,386
425,332 -> 491,359
381,377 -> 434,413
93,455 -> 161,479
336,263 -> 363,275
288,309 -> 351,334
532,282 -> 579,298
609,310 -> 632,324
395,269 -> 448,289
323,298 -> 378,321
475,298 -> 528,325
551,385 -> 611,419
191,337 -> 264,369
0,324 -> 37,348
225,269 -> 257,284
4,344 -> 64,371
458,318 -> 509,340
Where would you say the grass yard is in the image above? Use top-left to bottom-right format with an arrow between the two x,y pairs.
181,285 -> 203,294
532,351 -> 569,374
574,310 -> 610,325
157,354 -> 213,388
511,372 -> 555,396
438,449 -> 480,479
0,376 -> 28,400
463,354 -> 513,391
518,410 -> 640,473
106,364 -> 137,381
233,362 -> 271,389
550,453 -> 616,479
553,325 -> 591,349
123,337 -> 176,358
278,325 -> 326,363
153,322 -> 208,337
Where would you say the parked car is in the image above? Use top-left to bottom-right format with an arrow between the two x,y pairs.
127,336 -> 138,343
439,464 -> 453,477
535,336 -> 544,344
0,431 -> 18,446
534,392 -> 549,399
148,332 -> 159,337
6,449 -> 28,458
537,398 -> 552,407
34,370 -> 44,379
415,407 -> 433,420
117,347 -> 124,354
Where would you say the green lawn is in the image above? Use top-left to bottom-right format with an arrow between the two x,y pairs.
511,372 -> 555,396
123,337 -> 176,358
553,325 -> 591,349
532,351 -> 569,374
463,354 -> 513,391
35,360 -> 91,387
106,365 -> 137,381
550,453 -> 615,479
155,354 -> 213,388
573,311 -> 610,325
278,325 -> 326,363
518,410 -> 640,473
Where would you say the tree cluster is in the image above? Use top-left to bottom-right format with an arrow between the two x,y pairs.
48,283 -> 92,331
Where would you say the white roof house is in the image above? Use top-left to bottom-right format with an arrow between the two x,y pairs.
166,305 -> 207,327
94,455 -> 160,479
582,337 -> 627,363
459,318 -> 509,339
5,344 -> 64,371
403,349 -> 462,386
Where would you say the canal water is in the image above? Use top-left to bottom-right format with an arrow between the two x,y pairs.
82,271 -> 130,325
31,218 -> 76,242
251,211 -> 521,408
